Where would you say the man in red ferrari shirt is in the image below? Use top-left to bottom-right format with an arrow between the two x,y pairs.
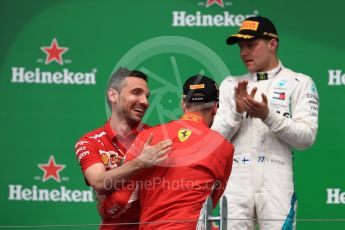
99,74 -> 234,229
75,67 -> 172,230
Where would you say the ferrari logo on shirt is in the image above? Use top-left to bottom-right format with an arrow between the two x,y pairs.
178,129 -> 192,142
99,150 -> 124,170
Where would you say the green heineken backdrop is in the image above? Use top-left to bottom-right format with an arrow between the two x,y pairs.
1,0 -> 344,229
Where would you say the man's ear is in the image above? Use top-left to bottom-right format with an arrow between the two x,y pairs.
212,102 -> 218,115
269,38 -> 278,50
181,97 -> 187,113
108,88 -> 119,104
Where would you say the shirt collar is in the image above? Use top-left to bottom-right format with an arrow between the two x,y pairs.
104,119 -> 149,143
180,112 -> 206,125
251,61 -> 282,82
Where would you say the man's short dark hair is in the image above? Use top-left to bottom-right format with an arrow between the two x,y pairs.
106,67 -> 148,109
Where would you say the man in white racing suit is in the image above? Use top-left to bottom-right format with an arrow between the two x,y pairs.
212,16 -> 319,230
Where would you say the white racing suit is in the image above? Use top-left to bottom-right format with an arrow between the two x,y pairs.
212,62 -> 319,230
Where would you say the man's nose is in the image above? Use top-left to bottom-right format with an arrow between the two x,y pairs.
140,95 -> 149,106
240,47 -> 249,57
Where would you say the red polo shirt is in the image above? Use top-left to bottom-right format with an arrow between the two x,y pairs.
75,120 -> 148,230
101,112 -> 234,229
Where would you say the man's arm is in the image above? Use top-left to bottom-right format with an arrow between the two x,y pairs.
82,133 -> 171,195
96,131 -> 160,219
212,78 -> 243,140
263,76 -> 319,149
241,76 -> 319,149
211,141 -> 234,208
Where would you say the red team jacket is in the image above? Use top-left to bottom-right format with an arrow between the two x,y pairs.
100,112 -> 234,229
75,120 -> 148,230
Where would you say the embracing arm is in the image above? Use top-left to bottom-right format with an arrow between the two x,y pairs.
83,133 -> 171,195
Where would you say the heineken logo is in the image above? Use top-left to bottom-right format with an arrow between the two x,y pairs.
172,11 -> 257,27
206,0 -> 224,8
40,38 -> 69,65
10,38 -> 97,85
200,0 -> 232,8
328,69 -> 345,86
38,155 -> 65,183
7,155 -> 94,203
326,188 -> 345,204
8,185 -> 93,202
172,0 -> 257,27
11,67 -> 96,85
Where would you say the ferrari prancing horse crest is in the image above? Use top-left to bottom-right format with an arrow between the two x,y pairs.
178,128 -> 192,142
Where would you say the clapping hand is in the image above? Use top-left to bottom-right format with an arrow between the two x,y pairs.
235,80 -> 269,120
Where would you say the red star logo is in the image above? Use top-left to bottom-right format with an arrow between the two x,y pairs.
41,38 -> 68,65
38,155 -> 66,182
206,0 -> 224,7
